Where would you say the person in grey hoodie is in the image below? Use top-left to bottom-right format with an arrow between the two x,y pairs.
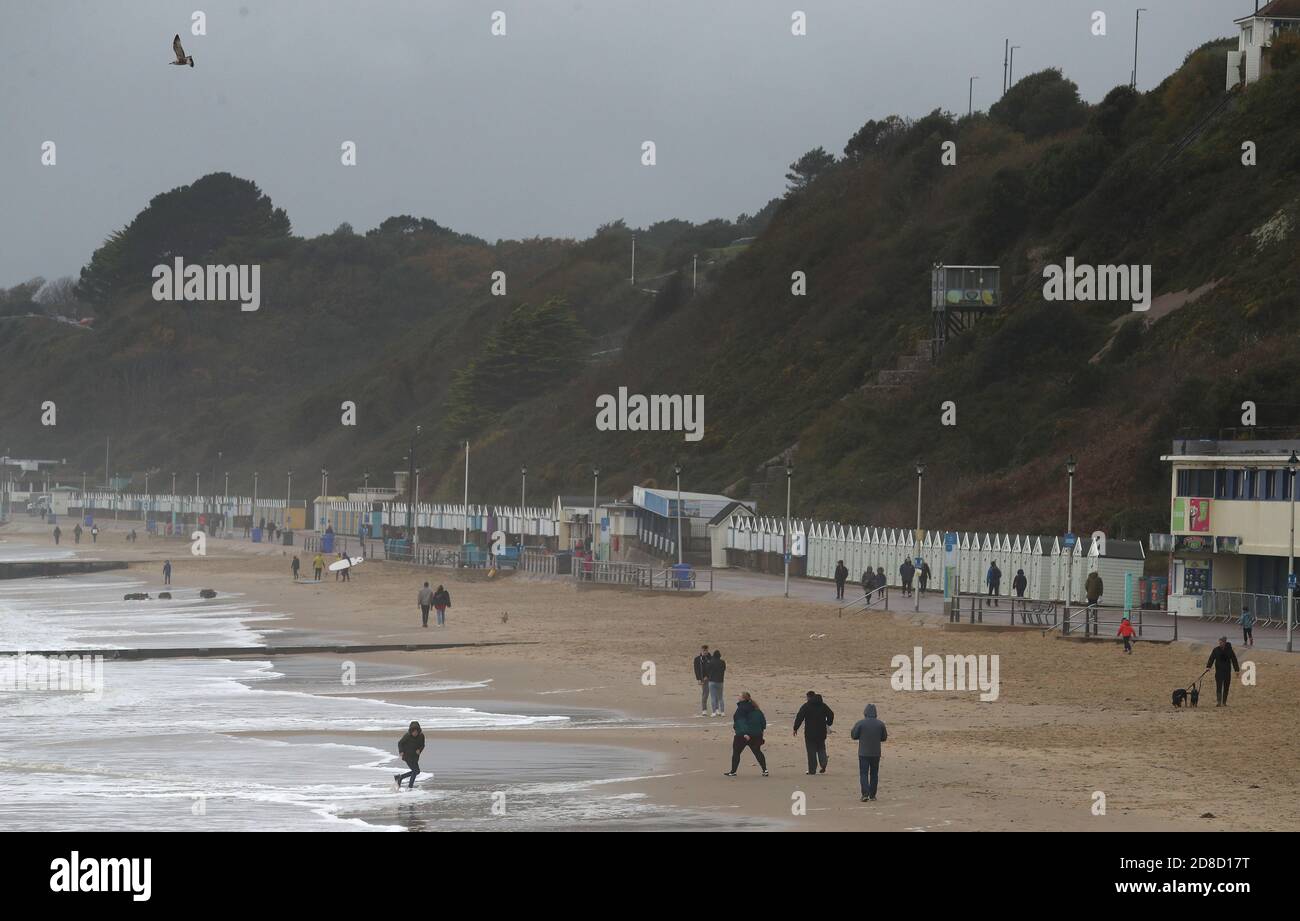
849,704 -> 887,802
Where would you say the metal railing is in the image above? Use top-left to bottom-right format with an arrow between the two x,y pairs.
950,593 -> 1056,626
520,549 -> 559,576
840,585 -> 889,615
1059,603 -> 1178,641
1203,590 -> 1293,629
573,559 -> 712,591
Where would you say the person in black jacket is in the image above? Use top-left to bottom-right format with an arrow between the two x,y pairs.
705,649 -> 727,717
432,585 -> 451,627
1012,569 -> 1028,598
833,560 -> 849,599
793,691 -> 835,775
1206,637 -> 1241,707
394,720 -> 425,790
693,644 -> 712,716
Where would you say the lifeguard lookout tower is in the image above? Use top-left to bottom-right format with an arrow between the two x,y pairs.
930,264 -> 1000,360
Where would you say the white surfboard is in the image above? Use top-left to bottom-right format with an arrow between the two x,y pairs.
327,556 -> 365,572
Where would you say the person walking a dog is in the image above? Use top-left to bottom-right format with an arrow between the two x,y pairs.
1206,636 -> 1241,707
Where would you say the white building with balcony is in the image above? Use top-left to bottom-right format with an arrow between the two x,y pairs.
1227,0 -> 1300,89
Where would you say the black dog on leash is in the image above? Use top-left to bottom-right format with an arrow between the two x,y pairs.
1173,669 -> 1209,707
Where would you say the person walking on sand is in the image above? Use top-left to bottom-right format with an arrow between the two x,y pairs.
312,553 -> 324,581
73,523 -> 82,544
291,555 -> 300,581
1117,616 -> 1135,654
338,551 -> 351,582
985,561 -> 1001,606
706,649 -> 727,716
1013,568 -> 1028,598
432,584 -> 451,627
53,525 -> 62,545
693,644 -> 712,716
418,582 -> 434,629
834,560 -> 849,600
1240,605 -> 1255,647
1206,636 -> 1241,707
724,692 -> 768,777
91,525 -> 99,544
163,560 -> 172,586
793,690 -> 835,775
850,703 -> 888,802
393,720 -> 425,790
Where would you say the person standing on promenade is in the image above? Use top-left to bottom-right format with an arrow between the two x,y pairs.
1240,606 -> 1255,647
834,560 -> 849,600
163,560 -> 172,586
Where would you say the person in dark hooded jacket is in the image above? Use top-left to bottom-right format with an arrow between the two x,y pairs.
724,692 -> 768,776
1012,569 -> 1028,598
793,691 -> 835,774
1206,636 -> 1241,707
850,703 -> 887,801
394,720 -> 425,790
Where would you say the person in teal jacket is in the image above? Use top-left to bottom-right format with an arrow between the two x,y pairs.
724,692 -> 768,777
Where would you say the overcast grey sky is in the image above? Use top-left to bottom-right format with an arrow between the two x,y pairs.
0,0 -> 1239,288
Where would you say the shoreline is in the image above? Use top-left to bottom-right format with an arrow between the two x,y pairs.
3,518 -> 1299,831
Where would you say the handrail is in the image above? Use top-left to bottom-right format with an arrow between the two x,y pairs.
840,585 -> 888,615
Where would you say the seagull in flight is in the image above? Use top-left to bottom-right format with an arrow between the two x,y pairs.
170,34 -> 194,67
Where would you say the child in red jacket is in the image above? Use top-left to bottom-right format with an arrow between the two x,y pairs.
1117,617 -> 1135,654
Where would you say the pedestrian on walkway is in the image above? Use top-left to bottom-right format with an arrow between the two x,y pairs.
91,525 -> 99,544
1240,606 -> 1255,647
432,584 -> 451,626
861,569 -> 872,596
899,558 -> 915,597
917,560 -> 931,595
163,560 -> 172,586
1206,637 -> 1241,707
693,644 -> 712,715
1117,616 -> 1135,654
834,560 -> 849,600
53,525 -> 62,545
723,692 -> 768,777
418,582 -> 434,628
793,691 -> 835,775
706,649 -> 726,716
985,561 -> 1001,606
850,703 -> 888,802
1013,568 -> 1028,598
73,523 -> 82,544
291,555 -> 300,581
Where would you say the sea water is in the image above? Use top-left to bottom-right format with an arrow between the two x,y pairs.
0,568 -> 707,831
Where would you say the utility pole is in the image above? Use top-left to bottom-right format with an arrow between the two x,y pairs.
915,462 -> 925,613
521,465 -> 527,510
784,465 -> 793,598
286,471 -> 293,531
592,466 -> 600,559
462,441 -> 470,545
414,467 -> 421,558
1009,45 -> 1021,88
1003,38 -> 1009,95
252,472 -> 259,537
692,254 -> 698,291
1065,455 -> 1077,633
968,75 -> 979,117
630,234 -> 637,286
674,463 -> 684,565
1288,451 -> 1297,652
406,425 -> 421,540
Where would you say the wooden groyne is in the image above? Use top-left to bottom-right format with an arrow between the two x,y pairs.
9,641 -> 533,661
0,560 -> 129,580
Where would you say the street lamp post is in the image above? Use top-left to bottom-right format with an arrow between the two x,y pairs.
968,75 -> 978,117
363,471 -> 370,493
321,468 -> 328,534
674,463 -> 684,565
1065,455 -> 1077,634
592,467 -> 600,559
414,467 -> 421,558
1288,451 -> 1298,652
171,472 -> 176,496
1009,45 -> 1021,87
1132,8 -> 1149,89
521,466 -> 527,510
286,471 -> 293,531
407,426 -> 421,540
252,472 -> 259,537
915,462 -> 926,613
784,465 -> 793,599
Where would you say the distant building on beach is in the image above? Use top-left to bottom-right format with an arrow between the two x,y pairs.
1227,0 -> 1300,89
1160,437 -> 1300,618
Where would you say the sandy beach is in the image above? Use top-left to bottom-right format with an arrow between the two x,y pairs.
4,518 -> 1298,832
